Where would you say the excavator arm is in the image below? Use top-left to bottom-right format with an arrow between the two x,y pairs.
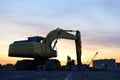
75,31 -> 82,66
44,28 -> 82,66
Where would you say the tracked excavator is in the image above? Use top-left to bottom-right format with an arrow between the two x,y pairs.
8,28 -> 82,70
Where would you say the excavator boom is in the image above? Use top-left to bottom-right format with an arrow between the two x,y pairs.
44,28 -> 77,45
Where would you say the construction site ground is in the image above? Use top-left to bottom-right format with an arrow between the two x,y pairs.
0,70 -> 120,80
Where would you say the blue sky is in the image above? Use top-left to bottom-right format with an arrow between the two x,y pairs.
0,0 -> 120,64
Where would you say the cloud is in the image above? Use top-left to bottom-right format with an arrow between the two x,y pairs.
82,31 -> 120,48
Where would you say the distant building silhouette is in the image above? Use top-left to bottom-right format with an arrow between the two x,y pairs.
93,59 -> 116,69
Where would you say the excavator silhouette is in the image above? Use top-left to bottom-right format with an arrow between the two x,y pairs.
88,52 -> 98,66
8,28 -> 82,70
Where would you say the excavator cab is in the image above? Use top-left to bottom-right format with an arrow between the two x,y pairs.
9,36 -> 57,58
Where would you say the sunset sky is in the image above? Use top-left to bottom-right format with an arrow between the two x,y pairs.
0,0 -> 120,65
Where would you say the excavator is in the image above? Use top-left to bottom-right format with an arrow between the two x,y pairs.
8,28 -> 82,70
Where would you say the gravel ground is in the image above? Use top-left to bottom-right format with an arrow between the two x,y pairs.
0,70 -> 120,80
